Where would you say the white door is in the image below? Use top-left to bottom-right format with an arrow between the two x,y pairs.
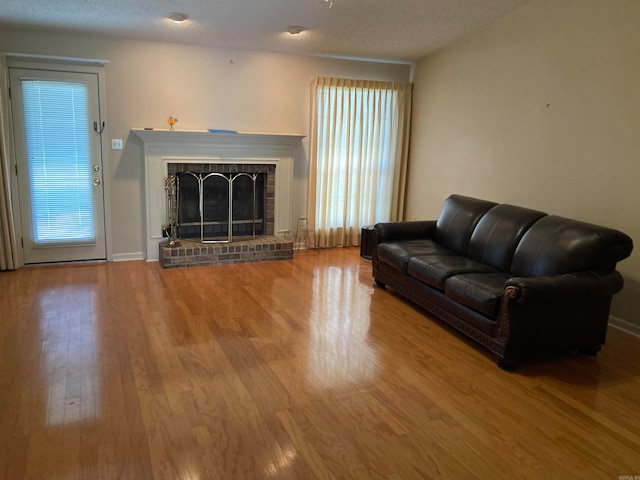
9,68 -> 106,264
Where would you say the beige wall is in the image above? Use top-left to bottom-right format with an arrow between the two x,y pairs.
407,0 -> 640,332
0,26 -> 411,259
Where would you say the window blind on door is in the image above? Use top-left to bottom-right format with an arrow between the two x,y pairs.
21,80 -> 96,244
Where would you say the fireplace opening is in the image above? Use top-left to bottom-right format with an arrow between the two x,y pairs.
176,172 -> 265,240
167,163 -> 275,243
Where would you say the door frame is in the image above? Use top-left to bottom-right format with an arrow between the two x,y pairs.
6,55 -> 112,265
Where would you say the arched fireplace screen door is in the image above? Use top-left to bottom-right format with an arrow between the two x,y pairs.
172,171 -> 265,243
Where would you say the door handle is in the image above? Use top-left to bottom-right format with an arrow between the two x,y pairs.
93,179 -> 101,186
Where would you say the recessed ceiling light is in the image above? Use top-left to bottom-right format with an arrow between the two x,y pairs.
168,12 -> 189,23
286,25 -> 305,35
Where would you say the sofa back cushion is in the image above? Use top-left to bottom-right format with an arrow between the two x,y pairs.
468,204 -> 547,272
511,215 -> 633,276
433,195 -> 497,256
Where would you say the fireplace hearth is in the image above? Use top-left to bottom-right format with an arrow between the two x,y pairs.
159,236 -> 293,268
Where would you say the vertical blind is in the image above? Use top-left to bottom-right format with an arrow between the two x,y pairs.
21,80 -> 95,244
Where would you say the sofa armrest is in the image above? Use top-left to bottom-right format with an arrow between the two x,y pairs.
373,220 -> 436,243
505,270 -> 624,303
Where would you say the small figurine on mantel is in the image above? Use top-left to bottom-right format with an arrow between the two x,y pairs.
167,116 -> 178,131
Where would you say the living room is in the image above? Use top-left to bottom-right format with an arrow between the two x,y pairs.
1,0 -> 640,478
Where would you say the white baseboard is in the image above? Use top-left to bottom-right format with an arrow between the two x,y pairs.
609,315 -> 640,338
111,252 -> 145,262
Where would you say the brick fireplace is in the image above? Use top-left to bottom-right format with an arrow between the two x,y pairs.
133,129 -> 305,266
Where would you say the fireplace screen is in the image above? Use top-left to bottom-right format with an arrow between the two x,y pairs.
172,171 -> 265,243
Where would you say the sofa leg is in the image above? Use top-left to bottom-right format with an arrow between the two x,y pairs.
374,280 -> 386,289
578,345 -> 601,356
496,356 -> 517,371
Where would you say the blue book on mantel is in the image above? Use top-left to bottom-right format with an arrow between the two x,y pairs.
208,129 -> 237,133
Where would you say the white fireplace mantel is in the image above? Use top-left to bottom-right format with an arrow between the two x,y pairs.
132,129 -> 305,261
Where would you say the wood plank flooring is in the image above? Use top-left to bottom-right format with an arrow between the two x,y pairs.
1,247 -> 640,479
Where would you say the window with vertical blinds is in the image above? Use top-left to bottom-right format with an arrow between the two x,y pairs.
21,80 -> 95,244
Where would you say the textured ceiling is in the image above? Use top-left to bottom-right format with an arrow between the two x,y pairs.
0,0 -> 531,62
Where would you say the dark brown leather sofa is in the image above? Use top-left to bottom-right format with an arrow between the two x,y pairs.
372,194 -> 633,369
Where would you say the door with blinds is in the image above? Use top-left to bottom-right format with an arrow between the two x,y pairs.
9,68 -> 106,264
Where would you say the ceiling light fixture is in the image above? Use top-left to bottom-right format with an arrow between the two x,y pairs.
286,25 -> 305,35
325,0 -> 333,7
168,12 -> 189,23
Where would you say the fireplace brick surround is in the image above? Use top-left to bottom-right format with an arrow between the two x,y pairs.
168,162 -> 276,237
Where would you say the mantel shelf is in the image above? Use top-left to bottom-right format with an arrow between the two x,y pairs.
132,129 -> 305,147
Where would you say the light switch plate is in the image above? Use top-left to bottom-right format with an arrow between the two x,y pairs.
111,139 -> 123,150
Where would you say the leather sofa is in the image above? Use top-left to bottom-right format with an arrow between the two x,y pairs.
372,194 -> 633,369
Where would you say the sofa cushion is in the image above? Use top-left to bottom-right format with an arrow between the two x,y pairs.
407,255 -> 498,291
468,204 -> 546,272
511,215 -> 634,276
433,194 -> 497,256
377,239 -> 455,273
445,272 -> 512,319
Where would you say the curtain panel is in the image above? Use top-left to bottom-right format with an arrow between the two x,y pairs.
0,54 -> 19,270
307,76 -> 412,248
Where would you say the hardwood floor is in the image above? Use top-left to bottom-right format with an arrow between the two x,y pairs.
1,248 -> 640,479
